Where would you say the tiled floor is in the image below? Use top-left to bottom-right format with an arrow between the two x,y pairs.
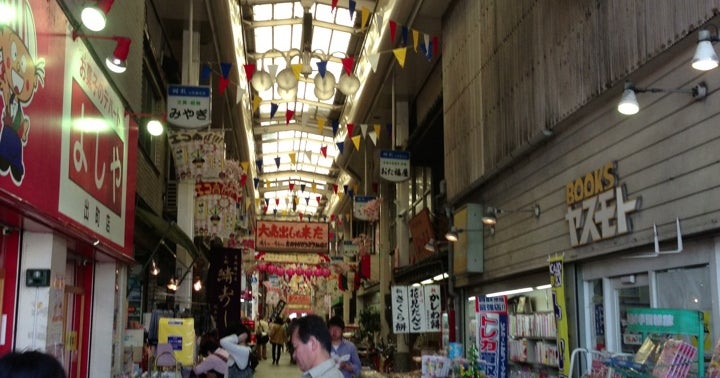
253,351 -> 301,378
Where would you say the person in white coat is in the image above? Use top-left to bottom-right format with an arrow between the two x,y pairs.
220,324 -> 254,378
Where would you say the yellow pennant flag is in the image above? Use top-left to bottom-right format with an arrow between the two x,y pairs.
265,180 -> 271,188
255,198 -> 260,207
351,135 -> 361,151
353,183 -> 359,194
374,124 -> 381,140
311,182 -> 317,192
317,118 -> 326,134
240,161 -> 249,173
253,96 -> 262,112
412,29 -> 420,52
246,200 -> 252,210
337,192 -> 344,201
294,196 -> 299,205
289,152 -> 297,165
393,47 -> 407,68
361,7 -> 370,29
291,64 -> 303,79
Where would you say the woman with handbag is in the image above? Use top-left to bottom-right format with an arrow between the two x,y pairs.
269,316 -> 287,365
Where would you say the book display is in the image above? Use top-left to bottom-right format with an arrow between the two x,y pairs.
507,292 -> 560,377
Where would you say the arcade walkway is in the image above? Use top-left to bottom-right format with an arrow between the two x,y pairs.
253,351 -> 300,378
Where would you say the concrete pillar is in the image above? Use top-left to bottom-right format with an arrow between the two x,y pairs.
176,181 -> 195,310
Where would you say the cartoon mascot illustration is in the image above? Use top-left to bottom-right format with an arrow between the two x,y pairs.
0,0 -> 45,185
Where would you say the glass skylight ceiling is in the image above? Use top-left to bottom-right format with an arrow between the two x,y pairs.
247,1 -> 361,218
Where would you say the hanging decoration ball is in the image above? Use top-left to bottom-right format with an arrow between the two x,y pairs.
322,267 -> 331,277
276,266 -> 285,276
314,266 -> 323,277
257,262 -> 267,272
304,267 -> 313,278
286,267 -> 295,277
267,264 -> 276,275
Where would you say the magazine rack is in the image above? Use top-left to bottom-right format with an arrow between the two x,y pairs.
623,308 -> 704,377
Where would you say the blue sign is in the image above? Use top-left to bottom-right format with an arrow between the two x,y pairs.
379,150 -> 410,182
166,85 -> 212,128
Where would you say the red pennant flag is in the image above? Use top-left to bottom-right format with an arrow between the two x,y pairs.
333,184 -> 338,194
286,109 -> 295,125
241,174 -> 248,187
289,182 -> 295,191
316,196 -> 321,204
299,213 -> 304,221
275,198 -> 280,206
389,20 -> 397,43
243,64 -> 256,81
320,146 -> 328,158
330,214 -> 336,221
341,56 -> 354,75
346,123 -> 354,137
218,77 -> 229,95
331,0 -> 338,10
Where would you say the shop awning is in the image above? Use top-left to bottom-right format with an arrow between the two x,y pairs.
135,206 -> 204,262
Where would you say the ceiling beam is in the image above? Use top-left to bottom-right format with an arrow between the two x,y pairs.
258,171 -> 338,184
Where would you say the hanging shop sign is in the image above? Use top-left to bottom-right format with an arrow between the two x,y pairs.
391,285 -> 441,334
476,296 -> 509,378
353,196 -> 380,221
379,150 -> 410,182
565,161 -> 639,247
255,251 -> 330,264
549,254 -> 570,377
166,85 -> 211,128
207,247 -> 242,337
195,180 -> 242,241
168,130 -> 225,180
256,220 -> 329,253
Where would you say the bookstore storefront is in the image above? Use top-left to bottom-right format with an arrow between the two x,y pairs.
578,235 -> 719,361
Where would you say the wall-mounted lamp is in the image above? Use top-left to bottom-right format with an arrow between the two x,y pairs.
150,260 -> 160,276
51,31 -> 131,73
445,227 -> 483,242
193,277 -> 203,292
481,204 -> 541,226
692,28 -> 720,71
81,0 -> 115,32
167,277 -> 178,291
617,81 -> 708,115
126,111 -> 165,136
424,238 -> 449,252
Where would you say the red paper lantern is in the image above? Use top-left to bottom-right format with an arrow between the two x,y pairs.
286,268 -> 296,277
257,262 -> 267,272
322,267 -> 331,277
276,266 -> 285,276
314,266 -> 322,277
267,264 -> 276,275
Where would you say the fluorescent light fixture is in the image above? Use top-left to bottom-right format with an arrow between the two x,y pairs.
485,287 -> 533,298
420,279 -> 434,285
411,283 -> 421,287
433,274 -> 445,281
535,284 -> 551,290
467,297 -> 476,302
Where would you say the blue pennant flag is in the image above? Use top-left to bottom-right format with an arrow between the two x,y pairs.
253,177 -> 260,189
300,184 -> 306,192
336,141 -> 344,154
274,156 -> 281,169
401,26 -> 408,46
256,158 -> 263,173
270,103 -> 279,118
317,60 -> 328,78
220,62 -> 232,78
201,64 -> 213,82
349,0 -> 356,18
332,120 -> 339,136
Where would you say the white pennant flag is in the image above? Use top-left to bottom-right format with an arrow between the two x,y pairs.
236,86 -> 246,104
360,124 -> 368,138
424,34 -> 430,52
369,131 -> 377,145
375,14 -> 383,34
268,64 -> 279,81
368,53 -> 380,73
305,151 -> 312,162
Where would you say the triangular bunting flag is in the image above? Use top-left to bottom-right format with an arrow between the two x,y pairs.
346,123 -> 354,137
336,141 -> 344,155
332,120 -> 339,136
412,29 -> 419,52
253,96 -> 261,112
351,135 -> 361,151
289,152 -> 296,165
201,64 -> 212,82
389,20 -> 397,43
240,174 -> 247,187
401,25 -> 408,46
289,182 -> 295,191
338,192 -> 344,201
316,195 -> 321,204
256,158 -> 263,173
241,161 -> 249,173
268,64 -> 278,80
300,184 -> 306,192
341,57 -> 354,76
294,196 -> 299,205
349,0 -> 356,18
254,177 -> 260,189
275,198 -> 280,206
375,14 -> 383,33
360,124 -> 368,138
373,124 -> 381,140
243,64 -> 256,81
270,103 -> 279,118
218,77 -> 229,95
320,145 -> 328,158
317,60 -> 328,78
333,184 -> 338,194
305,197 -> 310,205
285,109 -> 295,124
393,47 -> 407,68
369,131 -> 377,145
265,198 -> 270,207
368,53 -> 380,73
361,7 -> 370,29
220,62 -> 232,78
331,0 -> 338,10
255,198 -> 260,207
312,183 -> 317,192
318,118 -> 326,134
274,156 -> 281,169
291,64 -> 303,79
273,209 -> 278,216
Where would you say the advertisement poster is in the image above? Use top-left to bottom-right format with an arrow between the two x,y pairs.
255,220 -> 329,253
549,254 -> 570,376
476,296 -> 508,378
391,285 -> 409,333
158,317 -> 195,366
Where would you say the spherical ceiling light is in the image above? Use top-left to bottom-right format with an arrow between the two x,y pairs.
337,73 -> 360,96
314,71 -> 336,100
251,70 -> 273,92
276,67 -> 298,90
278,86 -> 297,101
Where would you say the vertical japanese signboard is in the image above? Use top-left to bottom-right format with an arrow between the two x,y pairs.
476,296 -> 508,378
409,286 -> 426,333
424,285 -> 442,332
391,286 -> 409,333
379,150 -> 410,182
549,255 -> 570,376
166,85 -> 212,128
207,247 -> 242,337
